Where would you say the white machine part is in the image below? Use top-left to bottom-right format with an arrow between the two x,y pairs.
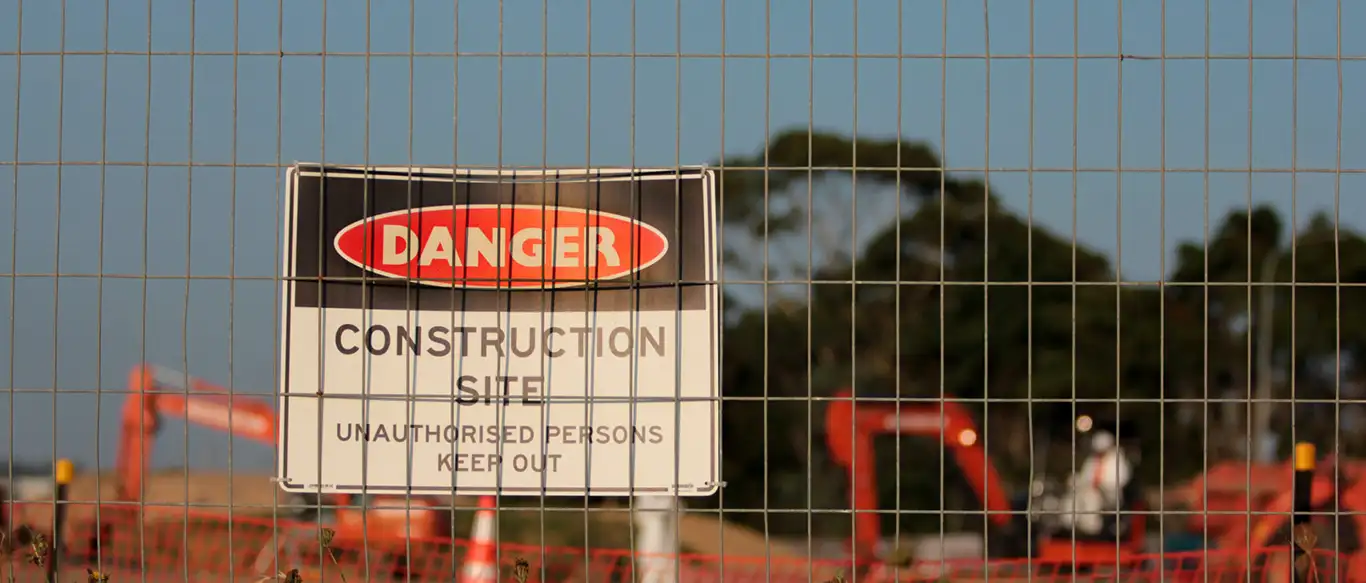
8,475 -> 54,502
1055,431 -> 1132,536
634,495 -> 680,583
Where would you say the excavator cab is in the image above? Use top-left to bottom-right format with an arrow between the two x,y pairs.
1030,414 -> 1148,564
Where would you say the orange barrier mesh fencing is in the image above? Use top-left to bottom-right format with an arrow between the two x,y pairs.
890,549 -> 1348,583
12,505 -> 1357,583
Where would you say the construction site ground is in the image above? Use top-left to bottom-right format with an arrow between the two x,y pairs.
16,470 -> 804,562
16,469 -> 1212,564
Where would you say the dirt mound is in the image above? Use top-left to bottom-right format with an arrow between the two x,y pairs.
593,509 -> 806,560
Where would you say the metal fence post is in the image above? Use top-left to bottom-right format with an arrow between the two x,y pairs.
46,459 -> 73,583
1292,443 -> 1315,583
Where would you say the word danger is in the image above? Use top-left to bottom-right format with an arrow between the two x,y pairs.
332,205 -> 669,289
333,324 -> 668,359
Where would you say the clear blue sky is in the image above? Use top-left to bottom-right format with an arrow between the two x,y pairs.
1,0 -> 1364,473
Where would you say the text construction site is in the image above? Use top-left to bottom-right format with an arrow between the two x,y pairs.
276,165 -> 722,497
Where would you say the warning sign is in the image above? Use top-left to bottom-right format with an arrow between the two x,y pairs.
276,165 -> 721,496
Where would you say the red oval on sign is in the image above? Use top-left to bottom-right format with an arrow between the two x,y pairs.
332,205 -> 670,289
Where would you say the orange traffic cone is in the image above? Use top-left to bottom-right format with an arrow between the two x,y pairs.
461,496 -> 498,583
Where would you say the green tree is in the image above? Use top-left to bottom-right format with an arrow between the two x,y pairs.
1168,206 -> 1366,459
709,129 -> 1181,537
1278,213 -> 1366,452
707,129 -> 1366,541
1167,206 -> 1282,460
711,130 -> 968,537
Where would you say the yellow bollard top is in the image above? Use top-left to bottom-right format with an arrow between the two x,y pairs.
1294,442 -> 1316,472
55,458 -> 75,485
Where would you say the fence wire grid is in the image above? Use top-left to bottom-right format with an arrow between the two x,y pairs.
3,0 -> 1366,582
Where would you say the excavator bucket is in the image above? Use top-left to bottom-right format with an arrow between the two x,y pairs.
1172,460 -> 1296,536
1173,457 -> 1366,553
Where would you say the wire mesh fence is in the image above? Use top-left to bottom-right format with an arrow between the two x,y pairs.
3,0 -> 1366,582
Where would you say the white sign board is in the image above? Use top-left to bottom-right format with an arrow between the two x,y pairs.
277,165 -> 721,496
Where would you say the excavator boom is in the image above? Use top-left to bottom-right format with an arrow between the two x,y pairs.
115,364 -> 276,500
112,364 -> 449,554
825,389 -> 1013,562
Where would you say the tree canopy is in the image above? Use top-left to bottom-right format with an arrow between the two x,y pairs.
705,128 -> 1366,538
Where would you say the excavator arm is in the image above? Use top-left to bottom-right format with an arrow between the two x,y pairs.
114,364 -> 277,501
112,364 -> 449,558
825,389 -> 1013,562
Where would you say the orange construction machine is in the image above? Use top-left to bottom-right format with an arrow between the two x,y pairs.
100,364 -> 451,570
1172,452 -> 1366,574
824,389 -> 1147,567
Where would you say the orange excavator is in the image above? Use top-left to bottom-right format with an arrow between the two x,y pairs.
1171,453 -> 1366,578
825,389 -> 1147,568
95,364 -> 451,573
